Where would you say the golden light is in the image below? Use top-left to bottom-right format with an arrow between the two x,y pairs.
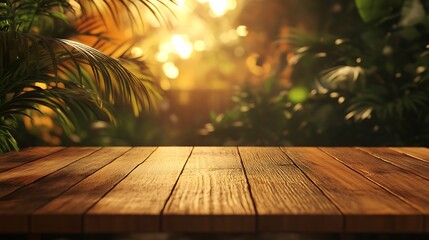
220,29 -> 239,43
160,42 -> 174,54
171,34 -> 193,59
163,62 -> 180,79
206,0 -> 236,17
68,0 -> 82,17
131,47 -> 143,57
209,0 -> 228,16
160,78 -> 172,90
246,53 -> 264,76
177,0 -> 186,9
155,52 -> 169,62
35,82 -> 48,90
236,25 -> 248,37
194,40 -> 206,51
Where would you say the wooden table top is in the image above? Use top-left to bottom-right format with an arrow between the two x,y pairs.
0,147 -> 428,234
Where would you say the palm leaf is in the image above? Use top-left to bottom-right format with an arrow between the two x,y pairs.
77,0 -> 177,30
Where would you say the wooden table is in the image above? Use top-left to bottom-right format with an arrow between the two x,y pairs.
0,147 -> 428,235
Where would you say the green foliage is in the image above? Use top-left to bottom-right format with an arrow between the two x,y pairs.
355,0 -> 402,23
205,83 -> 291,145
206,0 -> 429,146
0,0 -> 172,152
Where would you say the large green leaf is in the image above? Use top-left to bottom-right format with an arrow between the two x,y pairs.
355,0 -> 402,22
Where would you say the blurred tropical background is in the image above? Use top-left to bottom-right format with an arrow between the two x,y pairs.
1,0 -> 429,152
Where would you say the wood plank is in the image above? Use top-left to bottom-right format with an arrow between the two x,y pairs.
238,147 -> 342,232
390,147 -> 429,164
281,147 -> 421,233
31,147 -> 156,233
0,147 -> 100,199
162,147 -> 255,233
84,147 -> 192,233
0,147 -> 64,173
322,147 -> 428,232
0,147 -> 130,233
358,147 -> 429,181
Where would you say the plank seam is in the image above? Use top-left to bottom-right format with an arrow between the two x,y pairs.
0,147 -> 66,174
388,148 -> 429,165
322,147 -> 424,212
159,146 -> 194,232
79,146 -> 158,233
236,146 -> 258,232
320,147 -> 425,232
356,147 -> 429,181
29,147 -> 135,233
279,147 -> 346,233
0,147 -> 103,200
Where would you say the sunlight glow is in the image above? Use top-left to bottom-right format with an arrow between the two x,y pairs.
155,52 -> 169,62
236,25 -> 248,37
171,34 -> 193,59
160,42 -> 174,54
194,40 -> 206,51
163,62 -> 180,79
177,0 -> 186,9
131,47 -> 143,57
209,0 -> 228,16
207,0 -> 236,17
160,78 -> 172,90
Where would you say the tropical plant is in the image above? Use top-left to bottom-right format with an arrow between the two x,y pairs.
205,0 -> 429,146
0,0 -> 175,152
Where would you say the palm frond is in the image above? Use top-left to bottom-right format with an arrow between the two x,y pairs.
77,0 -> 177,30
320,66 -> 364,90
346,83 -> 429,122
0,30 -> 160,152
0,0 -> 73,32
0,118 -> 19,152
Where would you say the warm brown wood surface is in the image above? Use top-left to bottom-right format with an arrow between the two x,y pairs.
390,147 -> 429,164
32,147 -> 156,233
282,147 -> 421,233
0,147 -> 130,233
0,147 -> 64,173
0,147 -> 427,234
239,147 -> 341,232
163,147 -> 255,232
85,147 -> 192,233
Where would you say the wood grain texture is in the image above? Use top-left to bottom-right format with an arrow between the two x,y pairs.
0,147 -> 129,233
163,147 -> 255,233
0,147 -> 427,234
322,147 -> 428,232
0,147 -> 64,173
31,147 -> 156,233
281,147 -> 421,233
0,147 -> 100,199
390,147 -> 429,164
358,147 -> 429,181
85,147 -> 192,233
239,147 -> 341,232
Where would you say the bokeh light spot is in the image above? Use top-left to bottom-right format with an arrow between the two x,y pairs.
236,25 -> 248,37
289,87 -> 308,103
171,34 -> 193,59
131,47 -> 143,57
163,62 -> 180,79
194,40 -> 206,51
155,52 -> 169,62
